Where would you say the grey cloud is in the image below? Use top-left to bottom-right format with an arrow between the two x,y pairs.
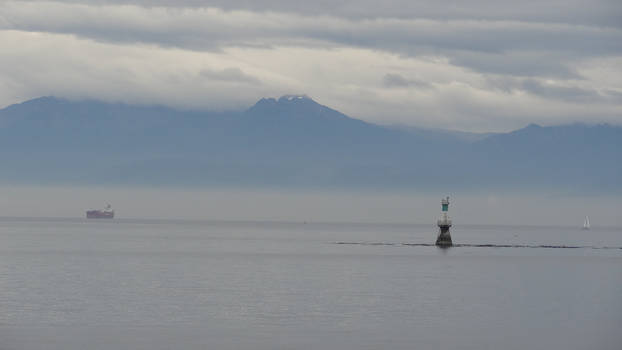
3,1 -> 621,80
1,1 -> 621,132
383,74 -> 431,89
199,68 -> 261,85
383,73 -> 410,87
605,89 -> 622,99
449,51 -> 583,79
3,3 -> 621,55
485,76 -> 620,103
12,0 -> 622,28
520,79 -> 617,103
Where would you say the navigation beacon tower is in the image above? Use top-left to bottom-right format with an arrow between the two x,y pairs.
436,196 -> 452,246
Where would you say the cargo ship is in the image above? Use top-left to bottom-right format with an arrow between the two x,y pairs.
86,204 -> 114,219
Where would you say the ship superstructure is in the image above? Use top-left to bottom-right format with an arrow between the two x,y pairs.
86,204 -> 114,219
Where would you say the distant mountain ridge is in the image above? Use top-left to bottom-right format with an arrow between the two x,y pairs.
0,96 -> 620,192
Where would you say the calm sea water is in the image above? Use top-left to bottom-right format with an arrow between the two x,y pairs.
1,218 -> 620,350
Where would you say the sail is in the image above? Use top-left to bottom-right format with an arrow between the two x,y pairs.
583,216 -> 590,229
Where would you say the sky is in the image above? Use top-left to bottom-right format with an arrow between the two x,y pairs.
0,0 -> 621,131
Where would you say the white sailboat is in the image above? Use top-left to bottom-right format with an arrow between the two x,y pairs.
582,216 -> 590,230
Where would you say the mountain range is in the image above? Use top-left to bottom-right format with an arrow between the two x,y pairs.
0,95 -> 620,193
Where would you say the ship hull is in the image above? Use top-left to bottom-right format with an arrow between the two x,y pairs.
86,211 -> 114,219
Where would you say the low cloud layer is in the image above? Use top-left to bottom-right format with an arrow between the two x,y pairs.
1,0 -> 621,131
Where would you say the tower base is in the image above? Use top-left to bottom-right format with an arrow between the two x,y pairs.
436,225 -> 452,247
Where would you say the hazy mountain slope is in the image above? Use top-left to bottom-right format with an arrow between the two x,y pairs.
0,96 -> 619,192
470,123 -> 622,191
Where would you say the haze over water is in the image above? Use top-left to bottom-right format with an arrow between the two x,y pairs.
1,188 -> 621,350
1,186 -> 622,226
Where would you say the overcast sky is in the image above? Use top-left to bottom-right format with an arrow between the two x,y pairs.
1,0 -> 621,131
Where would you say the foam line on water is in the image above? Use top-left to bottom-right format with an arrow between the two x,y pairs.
334,242 -> 622,250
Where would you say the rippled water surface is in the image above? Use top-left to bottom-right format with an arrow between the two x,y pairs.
1,218 -> 621,349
